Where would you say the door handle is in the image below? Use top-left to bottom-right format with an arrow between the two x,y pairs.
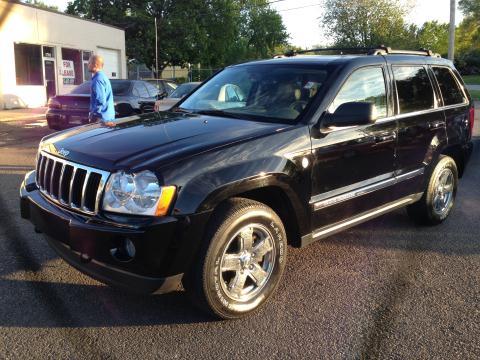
428,120 -> 445,129
374,133 -> 396,143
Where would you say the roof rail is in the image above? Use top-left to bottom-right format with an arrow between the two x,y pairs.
276,45 -> 441,58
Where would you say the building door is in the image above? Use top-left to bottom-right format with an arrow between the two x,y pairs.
42,46 -> 56,102
97,47 -> 120,79
44,60 -> 56,100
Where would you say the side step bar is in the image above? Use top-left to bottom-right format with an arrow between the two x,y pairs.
300,193 -> 423,247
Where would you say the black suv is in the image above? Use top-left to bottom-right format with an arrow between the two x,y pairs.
20,47 -> 475,319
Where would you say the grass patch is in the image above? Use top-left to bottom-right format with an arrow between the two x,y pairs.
469,90 -> 480,101
463,75 -> 480,85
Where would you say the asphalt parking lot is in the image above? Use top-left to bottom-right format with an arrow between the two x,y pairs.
0,114 -> 479,359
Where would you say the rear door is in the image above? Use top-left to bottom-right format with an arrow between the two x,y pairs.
431,66 -> 470,147
310,65 -> 397,231
391,64 -> 448,199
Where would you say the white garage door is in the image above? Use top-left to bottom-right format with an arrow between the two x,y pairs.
97,47 -> 120,79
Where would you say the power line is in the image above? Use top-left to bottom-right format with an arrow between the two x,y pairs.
268,0 -> 291,4
276,3 -> 322,12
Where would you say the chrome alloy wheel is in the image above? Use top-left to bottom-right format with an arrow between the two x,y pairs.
432,168 -> 454,216
219,224 -> 276,302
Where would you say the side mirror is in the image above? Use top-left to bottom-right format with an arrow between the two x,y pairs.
324,102 -> 375,127
156,91 -> 168,100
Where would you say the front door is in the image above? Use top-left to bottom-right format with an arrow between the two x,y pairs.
44,60 -> 56,101
310,66 -> 397,232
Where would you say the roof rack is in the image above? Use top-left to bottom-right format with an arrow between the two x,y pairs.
276,45 -> 441,58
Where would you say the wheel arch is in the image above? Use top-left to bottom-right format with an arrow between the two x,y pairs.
197,175 -> 309,248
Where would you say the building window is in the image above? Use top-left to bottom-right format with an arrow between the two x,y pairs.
61,48 -> 83,85
14,43 -> 43,85
42,46 -> 55,59
82,51 -> 92,82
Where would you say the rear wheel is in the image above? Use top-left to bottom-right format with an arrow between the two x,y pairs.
183,198 -> 287,319
407,155 -> 458,225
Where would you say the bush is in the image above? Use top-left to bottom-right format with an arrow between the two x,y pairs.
456,49 -> 480,75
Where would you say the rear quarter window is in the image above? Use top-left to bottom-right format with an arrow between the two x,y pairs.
432,67 -> 466,106
393,66 -> 435,114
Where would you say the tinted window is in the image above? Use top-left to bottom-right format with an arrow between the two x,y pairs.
393,66 -> 435,114
181,64 -> 332,122
329,67 -> 387,119
134,82 -> 150,98
144,82 -> 159,97
432,67 -> 465,106
170,83 -> 199,98
70,81 -> 131,96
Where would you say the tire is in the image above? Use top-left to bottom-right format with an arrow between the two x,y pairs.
407,155 -> 458,225
183,198 -> 287,319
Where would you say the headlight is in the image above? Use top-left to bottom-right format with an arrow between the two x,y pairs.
102,170 -> 176,216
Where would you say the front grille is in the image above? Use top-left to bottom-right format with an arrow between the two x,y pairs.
36,151 -> 110,215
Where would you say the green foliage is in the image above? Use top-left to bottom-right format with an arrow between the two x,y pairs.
65,0 -> 288,72
462,75 -> 480,85
416,21 -> 449,56
459,0 -> 480,16
321,0 -> 409,48
23,0 -> 59,11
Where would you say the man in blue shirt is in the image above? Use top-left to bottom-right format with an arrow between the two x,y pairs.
88,55 -> 115,123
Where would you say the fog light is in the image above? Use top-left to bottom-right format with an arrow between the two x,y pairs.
110,238 -> 136,262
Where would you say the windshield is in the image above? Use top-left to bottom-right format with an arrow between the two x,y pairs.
170,83 -> 199,98
71,81 -> 131,96
179,64 -> 332,122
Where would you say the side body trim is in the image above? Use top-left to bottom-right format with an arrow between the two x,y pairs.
310,168 -> 424,211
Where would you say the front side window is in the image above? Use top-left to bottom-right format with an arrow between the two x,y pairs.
329,67 -> 387,120
432,67 -> 466,106
14,44 -> 43,85
180,64 -> 333,122
393,66 -> 435,114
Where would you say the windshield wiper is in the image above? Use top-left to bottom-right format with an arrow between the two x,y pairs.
195,109 -> 244,119
171,107 -> 192,114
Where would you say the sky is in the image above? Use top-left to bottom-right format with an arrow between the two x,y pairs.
44,0 -> 464,48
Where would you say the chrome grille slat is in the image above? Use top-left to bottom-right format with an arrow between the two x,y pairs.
58,163 -> 66,202
38,156 -> 47,190
49,160 -> 56,198
68,167 -> 78,207
80,171 -> 91,210
35,151 -> 110,216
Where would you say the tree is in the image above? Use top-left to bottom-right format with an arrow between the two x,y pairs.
459,0 -> 480,16
416,21 -> 449,55
65,0 -> 288,73
320,0 -> 410,48
23,0 -> 59,11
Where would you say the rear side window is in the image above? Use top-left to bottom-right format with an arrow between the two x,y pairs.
432,67 -> 466,106
329,67 -> 387,119
393,66 -> 435,114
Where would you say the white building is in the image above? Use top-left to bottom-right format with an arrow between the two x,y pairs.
0,0 -> 126,109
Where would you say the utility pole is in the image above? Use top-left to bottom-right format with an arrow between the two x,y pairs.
448,0 -> 456,61
154,17 -> 159,80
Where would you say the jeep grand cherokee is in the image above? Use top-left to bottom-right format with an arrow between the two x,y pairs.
20,47 -> 474,319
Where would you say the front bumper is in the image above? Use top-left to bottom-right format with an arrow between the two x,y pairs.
20,171 -> 210,294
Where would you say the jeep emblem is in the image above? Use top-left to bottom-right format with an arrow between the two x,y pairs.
58,148 -> 70,157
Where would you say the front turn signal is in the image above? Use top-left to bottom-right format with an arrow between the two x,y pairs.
155,186 -> 177,216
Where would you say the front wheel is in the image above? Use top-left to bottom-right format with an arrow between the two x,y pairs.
184,198 -> 287,319
407,155 -> 458,225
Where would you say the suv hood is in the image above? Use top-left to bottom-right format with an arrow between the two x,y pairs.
40,112 -> 291,171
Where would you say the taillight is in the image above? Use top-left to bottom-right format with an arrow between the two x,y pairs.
469,106 -> 475,136
47,98 -> 61,109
